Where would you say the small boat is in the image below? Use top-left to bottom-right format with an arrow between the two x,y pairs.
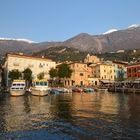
62,88 -> 72,93
97,87 -> 108,92
72,87 -> 83,92
50,87 -> 72,94
10,80 -> 26,96
30,80 -> 50,96
83,87 -> 94,93
50,88 -> 60,94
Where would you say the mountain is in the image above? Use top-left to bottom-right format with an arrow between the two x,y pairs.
102,29 -> 118,35
0,25 -> 140,55
62,25 -> 140,53
0,39 -> 35,54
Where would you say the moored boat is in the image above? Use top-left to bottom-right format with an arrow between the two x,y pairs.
50,87 -> 72,94
30,80 -> 50,96
72,87 -> 83,92
10,80 -> 26,96
97,88 -> 108,92
83,87 -> 94,93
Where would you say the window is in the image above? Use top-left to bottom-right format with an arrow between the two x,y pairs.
80,73 -> 84,76
134,68 -> 137,72
128,68 -> 131,73
39,63 -> 43,68
44,82 -> 48,86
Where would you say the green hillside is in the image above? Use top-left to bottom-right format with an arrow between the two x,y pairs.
97,49 -> 140,62
33,46 -> 87,62
33,47 -> 140,62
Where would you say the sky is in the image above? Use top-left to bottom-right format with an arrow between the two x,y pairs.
0,0 -> 140,42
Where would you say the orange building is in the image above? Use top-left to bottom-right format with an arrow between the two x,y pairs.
64,62 -> 92,86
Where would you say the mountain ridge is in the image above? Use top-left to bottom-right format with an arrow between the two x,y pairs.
0,25 -> 140,55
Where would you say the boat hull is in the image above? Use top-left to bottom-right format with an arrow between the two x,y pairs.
10,90 -> 26,96
31,89 -> 49,96
97,88 -> 108,92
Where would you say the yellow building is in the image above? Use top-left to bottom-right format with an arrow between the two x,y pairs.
96,63 -> 114,80
64,62 -> 92,86
4,53 -> 56,86
88,62 -> 115,85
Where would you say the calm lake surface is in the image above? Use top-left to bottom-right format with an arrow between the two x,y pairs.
0,92 -> 140,140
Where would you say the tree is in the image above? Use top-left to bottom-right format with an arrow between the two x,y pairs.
8,69 -> 22,81
57,63 -> 72,86
58,63 -> 72,78
49,68 -> 58,86
22,68 -> 32,86
49,68 -> 58,78
37,72 -> 44,80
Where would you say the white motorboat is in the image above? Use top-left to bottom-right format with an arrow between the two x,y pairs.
10,80 -> 26,96
31,80 -> 50,96
97,87 -> 108,92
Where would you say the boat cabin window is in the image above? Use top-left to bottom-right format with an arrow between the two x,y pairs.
12,83 -> 25,86
40,82 -> 44,86
13,84 -> 17,86
44,82 -> 48,86
35,81 -> 48,86
36,82 -> 40,86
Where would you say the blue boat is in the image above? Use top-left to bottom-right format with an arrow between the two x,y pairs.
83,87 -> 94,93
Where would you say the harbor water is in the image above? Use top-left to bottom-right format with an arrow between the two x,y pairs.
0,92 -> 140,140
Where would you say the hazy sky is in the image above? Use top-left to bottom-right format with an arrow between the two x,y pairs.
0,0 -> 140,42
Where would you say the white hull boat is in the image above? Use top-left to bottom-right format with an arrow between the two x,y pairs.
31,80 -> 50,96
10,80 -> 26,96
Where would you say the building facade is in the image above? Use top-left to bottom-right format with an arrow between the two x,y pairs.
64,62 -> 92,86
84,54 -> 100,64
127,63 -> 140,79
94,62 -> 115,81
88,62 -> 115,85
112,60 -> 128,81
4,53 -> 56,86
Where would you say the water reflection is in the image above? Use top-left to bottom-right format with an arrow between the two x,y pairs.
0,93 -> 139,140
